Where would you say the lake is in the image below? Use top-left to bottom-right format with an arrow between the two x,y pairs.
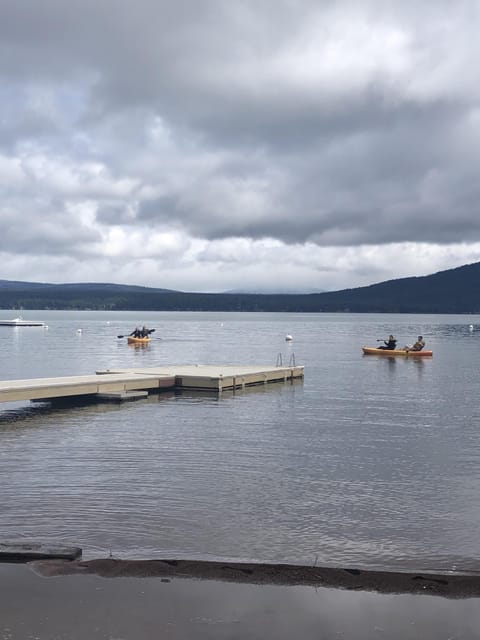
0,310 -> 479,572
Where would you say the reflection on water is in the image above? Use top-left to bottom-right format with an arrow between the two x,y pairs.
4,564 -> 480,640
0,311 -> 480,570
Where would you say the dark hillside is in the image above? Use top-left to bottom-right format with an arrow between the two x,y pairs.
0,280 -> 51,290
311,262 -> 480,313
0,262 -> 479,312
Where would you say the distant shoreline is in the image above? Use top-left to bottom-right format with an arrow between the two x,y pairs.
2,261 -> 480,312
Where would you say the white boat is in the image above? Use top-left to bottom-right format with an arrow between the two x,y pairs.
0,316 -> 45,327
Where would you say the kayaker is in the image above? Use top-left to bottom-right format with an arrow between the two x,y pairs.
378,334 -> 397,350
129,327 -> 142,338
403,336 -> 425,351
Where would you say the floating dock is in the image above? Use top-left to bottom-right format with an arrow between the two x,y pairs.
0,364 -> 304,404
97,365 -> 304,392
0,372 -> 175,404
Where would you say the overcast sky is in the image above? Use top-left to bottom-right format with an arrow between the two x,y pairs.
1,0 -> 480,292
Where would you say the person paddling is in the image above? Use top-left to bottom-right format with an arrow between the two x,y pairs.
117,327 -> 156,339
129,327 -> 156,338
378,334 -> 397,350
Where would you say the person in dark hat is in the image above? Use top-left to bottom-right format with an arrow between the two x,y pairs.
378,334 -> 397,350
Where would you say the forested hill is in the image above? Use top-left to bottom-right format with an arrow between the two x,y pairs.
0,262 -> 479,312
307,261 -> 480,313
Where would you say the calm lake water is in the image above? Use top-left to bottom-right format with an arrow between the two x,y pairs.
1,310 -> 480,572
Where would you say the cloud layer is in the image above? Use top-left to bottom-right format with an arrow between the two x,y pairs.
1,0 -> 480,291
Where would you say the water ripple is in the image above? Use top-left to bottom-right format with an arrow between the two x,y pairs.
0,311 -> 480,570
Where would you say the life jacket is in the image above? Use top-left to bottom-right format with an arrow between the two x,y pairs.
412,340 -> 425,351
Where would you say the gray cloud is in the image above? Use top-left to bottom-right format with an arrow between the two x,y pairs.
1,0 -> 480,290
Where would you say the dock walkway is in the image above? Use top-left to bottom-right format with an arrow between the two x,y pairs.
0,364 -> 304,404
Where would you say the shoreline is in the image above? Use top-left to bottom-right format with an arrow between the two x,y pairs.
29,557 -> 480,598
3,560 -> 480,638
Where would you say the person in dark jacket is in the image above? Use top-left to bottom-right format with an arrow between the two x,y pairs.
378,334 -> 397,350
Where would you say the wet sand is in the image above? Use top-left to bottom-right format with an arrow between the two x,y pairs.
31,557 -> 480,598
2,559 -> 480,639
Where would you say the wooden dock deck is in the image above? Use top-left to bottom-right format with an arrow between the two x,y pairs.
97,364 -> 305,392
0,372 -> 175,404
0,365 -> 304,404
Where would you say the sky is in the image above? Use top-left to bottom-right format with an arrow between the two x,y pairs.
1,0 -> 480,293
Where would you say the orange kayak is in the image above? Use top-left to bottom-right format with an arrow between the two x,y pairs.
362,347 -> 432,357
127,336 -> 151,345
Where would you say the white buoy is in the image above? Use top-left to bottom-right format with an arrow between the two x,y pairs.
285,334 -> 293,341
469,324 -> 474,331
77,328 -> 82,333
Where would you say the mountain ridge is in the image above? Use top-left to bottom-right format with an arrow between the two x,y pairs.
0,280 -> 177,293
0,261 -> 479,312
